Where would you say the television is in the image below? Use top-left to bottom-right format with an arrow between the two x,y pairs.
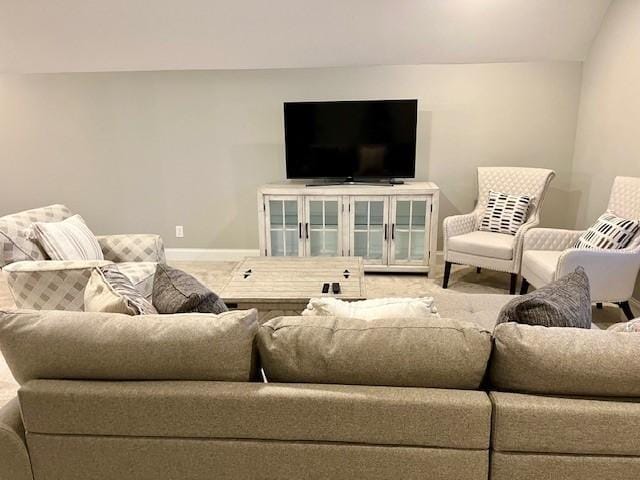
284,99 -> 417,181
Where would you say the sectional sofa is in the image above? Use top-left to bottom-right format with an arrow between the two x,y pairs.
0,296 -> 639,480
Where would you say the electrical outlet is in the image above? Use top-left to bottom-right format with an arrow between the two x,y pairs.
175,225 -> 184,238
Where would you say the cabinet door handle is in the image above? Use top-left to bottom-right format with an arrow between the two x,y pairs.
298,222 -> 302,239
305,223 -> 309,239
384,224 -> 388,240
392,224 -> 396,240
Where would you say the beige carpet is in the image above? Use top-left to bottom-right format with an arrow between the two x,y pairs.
0,259 -> 631,410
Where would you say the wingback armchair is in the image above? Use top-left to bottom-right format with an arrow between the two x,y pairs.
442,167 -> 556,294
0,204 -> 165,311
521,176 -> 640,320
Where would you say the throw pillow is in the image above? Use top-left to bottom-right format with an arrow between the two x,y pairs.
479,190 -> 531,235
496,267 -> 591,328
302,297 -> 439,320
30,214 -> 104,261
608,319 -> 640,333
574,212 -> 640,250
152,264 -> 228,314
84,265 -> 157,315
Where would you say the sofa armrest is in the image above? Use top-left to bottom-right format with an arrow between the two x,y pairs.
3,260 -> 111,273
523,228 -> 584,252
0,398 -> 33,480
97,234 -> 166,263
556,247 -> 640,302
3,260 -> 112,311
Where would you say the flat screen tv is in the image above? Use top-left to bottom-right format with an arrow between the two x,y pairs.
284,99 -> 417,181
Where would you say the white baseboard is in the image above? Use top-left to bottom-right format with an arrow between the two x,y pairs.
165,248 -> 260,262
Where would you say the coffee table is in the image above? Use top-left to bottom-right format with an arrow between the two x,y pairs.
220,256 -> 366,322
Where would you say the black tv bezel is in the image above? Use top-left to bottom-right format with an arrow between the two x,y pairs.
283,99 -> 418,180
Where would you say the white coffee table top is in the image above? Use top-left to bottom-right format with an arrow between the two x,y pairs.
220,256 -> 366,304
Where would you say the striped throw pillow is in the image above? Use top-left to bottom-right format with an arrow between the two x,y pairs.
574,213 -> 640,250
479,191 -> 531,236
30,214 -> 104,261
84,265 -> 157,315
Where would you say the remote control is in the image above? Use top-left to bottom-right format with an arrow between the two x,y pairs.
332,282 -> 341,294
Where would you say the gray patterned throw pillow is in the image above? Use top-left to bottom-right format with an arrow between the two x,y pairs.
152,264 -> 228,314
497,267 -> 591,329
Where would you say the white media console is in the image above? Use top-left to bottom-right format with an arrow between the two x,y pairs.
257,182 -> 440,273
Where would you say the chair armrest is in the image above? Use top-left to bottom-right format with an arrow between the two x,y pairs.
97,234 -> 166,263
443,213 -> 477,240
523,228 -> 584,252
557,247 -> 640,302
3,260 -> 112,311
3,260 -> 111,273
0,398 -> 33,480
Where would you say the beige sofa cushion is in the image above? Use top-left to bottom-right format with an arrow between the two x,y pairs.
0,309 -> 258,384
433,291 -> 512,331
257,316 -> 492,389
20,380 -> 492,450
490,392 -> 640,456
491,451 -> 640,480
490,323 -> 640,396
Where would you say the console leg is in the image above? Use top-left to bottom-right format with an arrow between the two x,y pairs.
596,303 -> 603,310
443,262 -> 452,289
476,267 -> 481,274
520,278 -> 530,295
509,274 -> 518,295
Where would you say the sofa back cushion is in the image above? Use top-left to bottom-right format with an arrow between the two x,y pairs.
490,322 -> 640,397
257,316 -> 492,389
0,309 -> 258,384
0,204 -> 73,267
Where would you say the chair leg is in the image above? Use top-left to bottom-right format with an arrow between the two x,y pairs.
509,274 -> 518,295
520,278 -> 530,295
443,261 -> 452,289
618,301 -> 635,321
476,267 -> 481,274
596,303 -> 603,310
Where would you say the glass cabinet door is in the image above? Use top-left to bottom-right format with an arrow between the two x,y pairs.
305,197 -> 342,256
351,197 -> 388,265
390,197 -> 431,265
266,197 -> 303,256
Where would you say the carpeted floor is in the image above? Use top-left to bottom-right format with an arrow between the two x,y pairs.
0,259 -> 632,409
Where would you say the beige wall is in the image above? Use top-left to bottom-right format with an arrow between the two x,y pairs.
0,62 -> 582,249
570,0 -> 640,299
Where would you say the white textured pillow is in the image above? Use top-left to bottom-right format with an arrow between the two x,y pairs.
30,214 -> 104,261
302,297 -> 439,320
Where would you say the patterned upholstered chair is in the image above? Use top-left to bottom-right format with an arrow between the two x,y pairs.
442,167 -> 556,294
0,204 -> 165,310
521,176 -> 640,320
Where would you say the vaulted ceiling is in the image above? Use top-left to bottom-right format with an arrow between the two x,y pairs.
0,0 -> 612,74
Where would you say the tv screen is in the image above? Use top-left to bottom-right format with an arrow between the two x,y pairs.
284,99 -> 417,179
